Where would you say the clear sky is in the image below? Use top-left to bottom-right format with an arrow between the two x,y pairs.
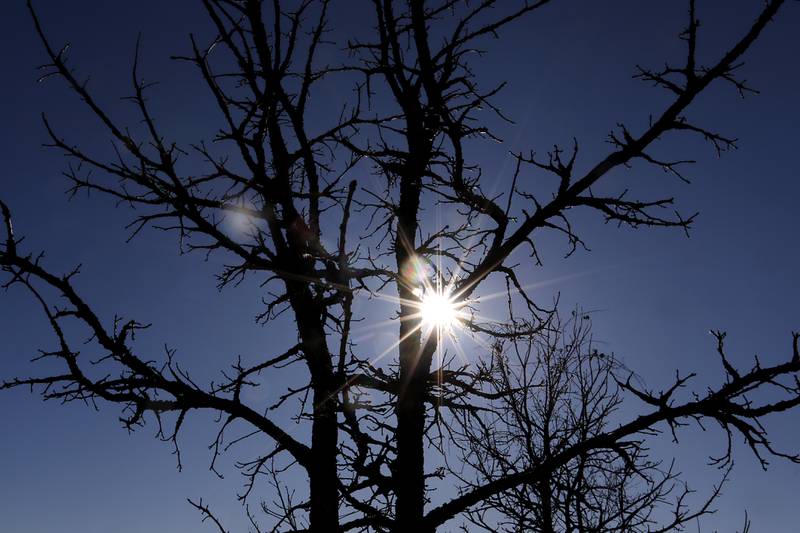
1,1 -> 799,532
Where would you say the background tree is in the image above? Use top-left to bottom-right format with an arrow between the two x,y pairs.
1,1 -> 798,531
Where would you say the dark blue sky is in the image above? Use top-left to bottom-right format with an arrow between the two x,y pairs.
1,1 -> 798,531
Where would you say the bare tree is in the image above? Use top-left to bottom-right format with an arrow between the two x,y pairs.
2,1 -> 798,531
452,310 -> 739,532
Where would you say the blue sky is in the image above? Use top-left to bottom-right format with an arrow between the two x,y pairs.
1,1 -> 799,531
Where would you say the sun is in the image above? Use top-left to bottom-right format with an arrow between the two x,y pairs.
418,288 -> 465,332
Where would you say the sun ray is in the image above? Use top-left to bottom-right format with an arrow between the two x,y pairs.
456,269 -> 595,306
317,320 -> 427,408
368,321 -> 425,367
345,244 -> 591,377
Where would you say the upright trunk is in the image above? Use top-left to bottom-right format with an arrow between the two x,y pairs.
392,160 -> 435,531
294,303 -> 341,532
394,317 -> 431,532
537,476 -> 556,533
309,380 -> 340,532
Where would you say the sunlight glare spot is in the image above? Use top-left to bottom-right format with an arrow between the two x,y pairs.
419,289 -> 464,332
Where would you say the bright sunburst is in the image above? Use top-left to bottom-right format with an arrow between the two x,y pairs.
416,286 -> 466,333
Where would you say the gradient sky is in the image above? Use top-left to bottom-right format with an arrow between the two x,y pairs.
1,1 -> 799,532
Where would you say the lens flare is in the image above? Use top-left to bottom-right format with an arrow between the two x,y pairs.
418,288 -> 465,333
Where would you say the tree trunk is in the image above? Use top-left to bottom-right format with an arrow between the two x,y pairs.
392,118 -> 432,532
309,381 -> 340,532
537,477 -> 556,533
394,322 -> 430,532
294,299 -> 341,532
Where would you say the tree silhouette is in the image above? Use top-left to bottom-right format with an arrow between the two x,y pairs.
1,1 -> 798,531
